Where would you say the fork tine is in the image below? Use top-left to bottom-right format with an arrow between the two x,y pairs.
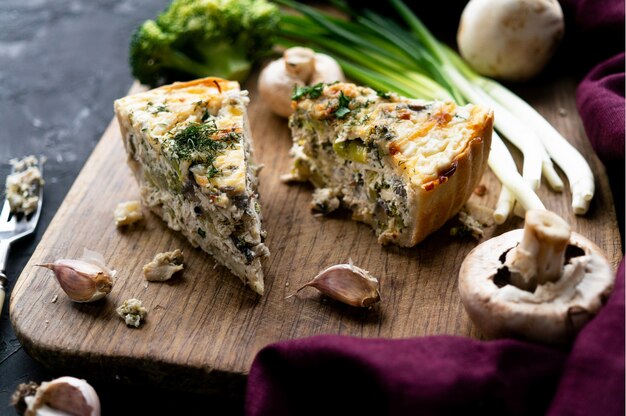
27,194 -> 43,228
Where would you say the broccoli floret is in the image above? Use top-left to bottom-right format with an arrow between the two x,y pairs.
129,0 -> 280,87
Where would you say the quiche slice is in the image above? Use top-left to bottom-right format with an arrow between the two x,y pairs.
114,77 -> 269,294
286,82 -> 493,247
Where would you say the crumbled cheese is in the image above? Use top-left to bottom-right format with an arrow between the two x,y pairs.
116,298 -> 147,328
5,156 -> 44,215
142,249 -> 184,282
114,200 -> 144,226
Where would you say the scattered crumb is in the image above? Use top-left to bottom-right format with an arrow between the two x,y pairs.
143,282 -> 149,289
311,188 -> 340,213
114,200 -> 144,226
474,184 -> 487,197
116,298 -> 147,328
51,295 -> 58,303
558,107 -> 567,117
285,282 -> 290,287
45,320 -> 49,325
450,201 -> 495,240
143,249 -> 184,282
280,172 -> 303,183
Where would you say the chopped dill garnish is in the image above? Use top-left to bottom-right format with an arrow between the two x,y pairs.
172,121 -> 220,159
171,121 -> 241,179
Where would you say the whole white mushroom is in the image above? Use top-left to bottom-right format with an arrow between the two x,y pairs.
458,210 -> 615,345
258,46 -> 345,118
457,0 -> 565,81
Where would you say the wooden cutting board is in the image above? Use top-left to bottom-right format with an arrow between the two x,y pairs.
10,76 -> 623,395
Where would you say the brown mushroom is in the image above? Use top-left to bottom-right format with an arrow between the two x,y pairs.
458,209 -> 614,345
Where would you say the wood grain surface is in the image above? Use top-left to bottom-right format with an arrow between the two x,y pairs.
9,76 -> 623,394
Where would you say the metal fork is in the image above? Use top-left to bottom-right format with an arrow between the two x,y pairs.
0,159 -> 44,317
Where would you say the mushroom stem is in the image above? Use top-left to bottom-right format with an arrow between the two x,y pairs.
504,209 -> 571,291
284,47 -> 316,83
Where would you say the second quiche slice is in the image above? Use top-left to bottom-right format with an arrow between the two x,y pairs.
114,77 -> 269,295
286,82 -> 494,247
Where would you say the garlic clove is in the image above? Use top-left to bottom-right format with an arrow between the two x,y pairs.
293,263 -> 381,307
80,248 -> 117,278
23,376 -> 100,416
37,249 -> 115,303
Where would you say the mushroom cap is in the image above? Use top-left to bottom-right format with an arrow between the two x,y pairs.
457,0 -> 565,81
258,50 -> 345,119
459,230 -> 615,345
258,58 -> 304,118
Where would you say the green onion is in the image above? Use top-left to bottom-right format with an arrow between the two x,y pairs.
275,0 -> 595,219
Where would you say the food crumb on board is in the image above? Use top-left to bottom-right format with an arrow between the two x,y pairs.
51,295 -> 58,303
114,200 -> 144,226
558,107 -> 567,117
142,249 -> 184,282
450,201 -> 495,240
116,298 -> 148,328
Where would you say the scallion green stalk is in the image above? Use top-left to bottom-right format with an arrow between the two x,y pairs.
274,0 -> 590,221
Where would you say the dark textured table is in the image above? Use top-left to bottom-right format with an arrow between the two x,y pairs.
0,0 -> 242,413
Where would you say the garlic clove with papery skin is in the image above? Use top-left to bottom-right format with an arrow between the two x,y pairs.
291,262 -> 381,307
37,249 -> 115,302
20,376 -> 101,416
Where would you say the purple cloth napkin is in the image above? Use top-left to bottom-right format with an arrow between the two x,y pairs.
245,1 -> 625,414
577,53 -> 625,233
577,53 -> 626,167
246,264 -> 624,415
548,261 -> 625,415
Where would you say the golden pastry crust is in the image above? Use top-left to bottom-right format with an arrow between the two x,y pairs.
402,121 -> 492,246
